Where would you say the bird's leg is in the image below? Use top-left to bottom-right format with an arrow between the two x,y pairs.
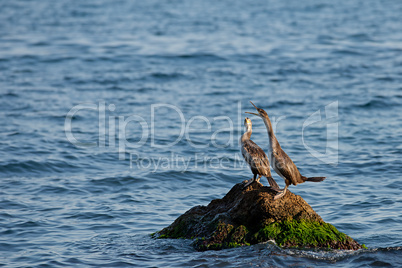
267,177 -> 280,191
274,185 -> 288,200
243,174 -> 257,188
256,175 -> 264,186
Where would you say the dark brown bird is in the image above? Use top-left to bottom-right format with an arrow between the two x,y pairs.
240,117 -> 280,189
246,102 -> 325,199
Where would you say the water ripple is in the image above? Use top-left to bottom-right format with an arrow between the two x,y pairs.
1,0 -> 402,267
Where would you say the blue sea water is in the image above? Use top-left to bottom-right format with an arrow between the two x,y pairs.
1,0 -> 402,267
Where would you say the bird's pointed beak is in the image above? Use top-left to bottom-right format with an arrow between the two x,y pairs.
249,101 -> 258,110
246,101 -> 260,116
245,111 -> 259,116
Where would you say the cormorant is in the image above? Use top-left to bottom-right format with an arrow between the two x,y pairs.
241,117 -> 280,189
246,102 -> 325,199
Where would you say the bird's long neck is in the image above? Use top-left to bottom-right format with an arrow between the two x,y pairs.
241,125 -> 252,143
262,115 -> 280,150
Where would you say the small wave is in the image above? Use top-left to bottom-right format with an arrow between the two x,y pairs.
267,100 -> 305,109
375,76 -> 395,82
347,33 -> 374,42
332,49 -> 365,56
88,175 -> 143,187
0,92 -> 19,98
63,113 -> 90,121
376,246 -> 402,252
40,56 -> 76,63
0,159 -> 80,175
15,54 -> 40,61
142,71 -> 193,81
13,220 -> 43,228
204,91 -> 232,96
281,247 -> 360,261
66,212 -> 115,220
304,3 -> 331,11
316,34 -> 335,44
0,242 -> 19,252
0,200 -> 29,210
178,53 -> 224,60
36,185 -> 71,195
0,131 -> 20,136
207,69 -> 238,77
151,72 -> 184,79
355,99 -> 397,109
152,53 -> 226,62
30,41 -> 50,47
277,100 -> 305,106
133,86 -> 158,93
274,244 -> 402,264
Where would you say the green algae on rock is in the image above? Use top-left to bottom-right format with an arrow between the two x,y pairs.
156,182 -> 362,251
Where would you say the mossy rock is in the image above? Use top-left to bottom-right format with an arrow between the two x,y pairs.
157,182 -> 363,251
254,220 -> 357,249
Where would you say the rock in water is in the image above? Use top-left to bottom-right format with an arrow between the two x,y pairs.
157,182 -> 363,251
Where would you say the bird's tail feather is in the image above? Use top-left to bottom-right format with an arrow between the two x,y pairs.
302,176 -> 326,182
267,177 -> 280,190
